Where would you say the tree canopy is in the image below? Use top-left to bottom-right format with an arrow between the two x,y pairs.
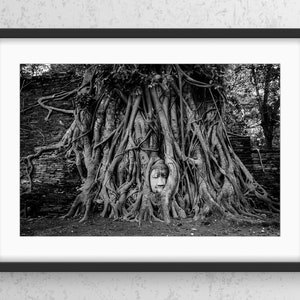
224,64 -> 280,148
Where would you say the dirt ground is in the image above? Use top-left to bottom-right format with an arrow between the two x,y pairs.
20,213 -> 280,237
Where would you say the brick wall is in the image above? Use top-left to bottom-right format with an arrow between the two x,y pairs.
230,135 -> 280,198
251,149 -> 280,198
20,73 -> 80,156
20,73 -> 82,203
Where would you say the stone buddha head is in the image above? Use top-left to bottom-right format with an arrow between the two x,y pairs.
149,159 -> 169,193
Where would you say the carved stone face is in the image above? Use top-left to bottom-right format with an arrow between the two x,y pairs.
150,163 -> 168,193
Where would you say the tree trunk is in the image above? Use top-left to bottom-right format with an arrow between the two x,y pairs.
251,65 -> 274,149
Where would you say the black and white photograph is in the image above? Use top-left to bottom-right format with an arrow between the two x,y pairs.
20,63 -> 280,237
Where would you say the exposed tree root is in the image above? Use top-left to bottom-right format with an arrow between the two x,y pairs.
22,64 -> 280,226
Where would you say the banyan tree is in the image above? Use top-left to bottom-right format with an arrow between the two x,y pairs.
23,64 -> 279,225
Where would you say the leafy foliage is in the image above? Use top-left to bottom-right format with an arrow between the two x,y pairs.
224,64 -> 280,148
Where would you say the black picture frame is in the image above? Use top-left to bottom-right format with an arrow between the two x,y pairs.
0,28 -> 300,38
0,28 -> 298,272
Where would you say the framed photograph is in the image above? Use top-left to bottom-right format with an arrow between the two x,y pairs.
0,29 -> 299,271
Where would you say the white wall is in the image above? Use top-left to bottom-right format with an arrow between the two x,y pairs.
1,0 -> 300,28
1,1 -> 300,299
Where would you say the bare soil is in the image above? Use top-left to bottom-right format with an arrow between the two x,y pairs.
20,214 -> 280,236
